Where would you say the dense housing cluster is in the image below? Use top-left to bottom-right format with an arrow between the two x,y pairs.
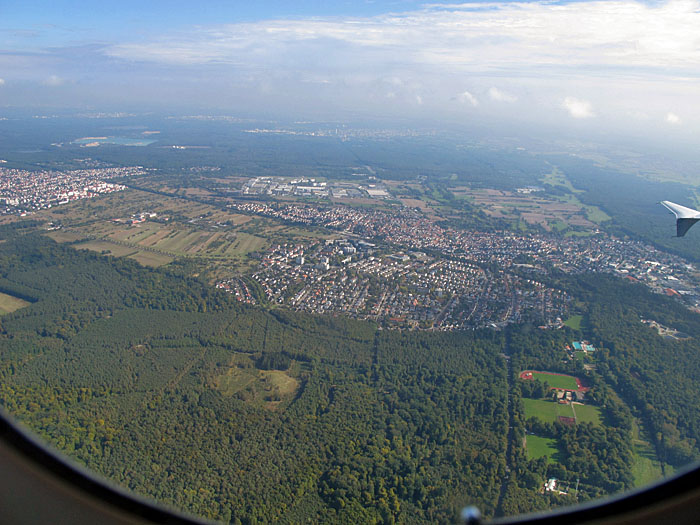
225,200 -> 700,316
229,239 -> 570,329
0,166 -> 144,215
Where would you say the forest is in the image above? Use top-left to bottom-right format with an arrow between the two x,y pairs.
1,224 -> 700,523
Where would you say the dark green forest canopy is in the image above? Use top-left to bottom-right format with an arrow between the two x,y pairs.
0,231 -> 508,522
1,228 -> 700,523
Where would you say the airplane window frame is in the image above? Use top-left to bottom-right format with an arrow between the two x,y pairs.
3,405 -> 700,524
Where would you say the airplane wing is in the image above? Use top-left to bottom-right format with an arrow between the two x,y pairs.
661,201 -> 700,237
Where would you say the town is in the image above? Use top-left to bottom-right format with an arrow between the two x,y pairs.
217,238 -> 570,329
223,199 -> 700,324
0,166 -> 145,215
3,165 -> 699,330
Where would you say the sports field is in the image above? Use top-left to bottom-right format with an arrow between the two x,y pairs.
523,398 -> 602,426
526,371 -> 579,390
571,403 -> 602,425
526,435 -> 560,462
523,398 -> 575,423
0,292 -> 31,315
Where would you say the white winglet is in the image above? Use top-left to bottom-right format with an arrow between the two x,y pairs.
660,201 -> 700,237
661,201 -> 700,219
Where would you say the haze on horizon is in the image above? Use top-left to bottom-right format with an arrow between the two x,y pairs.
2,0 -> 700,144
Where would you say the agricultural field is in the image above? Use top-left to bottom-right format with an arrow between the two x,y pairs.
0,292 -> 31,315
525,435 -> 561,462
34,188 -> 300,275
73,240 -> 173,268
452,185 -> 599,232
541,167 -> 582,194
75,240 -> 139,257
128,251 -> 174,267
45,230 -> 86,243
540,167 -> 611,225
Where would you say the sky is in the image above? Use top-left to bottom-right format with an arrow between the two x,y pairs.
1,0 -> 700,139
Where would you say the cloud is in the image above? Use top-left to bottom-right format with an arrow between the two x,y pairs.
0,78 -> 4,86
458,90 -> 479,107
666,112 -> 681,124
2,0 -> 700,131
563,97 -> 594,119
104,1 -> 700,75
488,87 -> 517,103
627,109 -> 650,120
43,75 -> 64,86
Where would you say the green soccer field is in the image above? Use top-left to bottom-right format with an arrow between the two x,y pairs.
522,398 -> 575,423
531,372 -> 579,390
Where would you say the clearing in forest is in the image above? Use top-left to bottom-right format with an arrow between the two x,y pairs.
213,362 -> 300,408
0,292 -> 31,315
522,398 -> 575,423
525,435 -> 561,462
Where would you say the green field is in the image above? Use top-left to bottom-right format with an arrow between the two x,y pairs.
128,251 -> 174,267
523,398 -> 602,426
522,398 -> 575,423
542,167 -> 581,194
216,366 -> 258,396
630,421 -> 667,487
224,232 -> 268,256
76,240 -> 172,267
571,403 -> 602,425
76,240 -> 139,257
526,435 -> 561,462
213,360 -> 299,409
530,372 -> 579,390
564,315 -> 583,330
0,292 -> 31,315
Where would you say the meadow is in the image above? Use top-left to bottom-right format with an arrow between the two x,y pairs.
0,291 -> 30,315
526,435 -> 561,462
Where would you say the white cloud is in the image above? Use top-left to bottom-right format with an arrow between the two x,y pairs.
0,78 -> 5,86
458,90 -> 479,107
627,109 -> 650,120
488,87 -> 517,103
105,1 -> 700,74
415,94 -> 423,105
563,97 -> 595,119
43,75 -> 64,86
666,112 -> 681,124
3,0 -> 699,131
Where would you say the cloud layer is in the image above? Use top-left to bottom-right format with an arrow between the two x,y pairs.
1,0 -> 699,134
105,1 -> 700,73
563,97 -> 595,119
